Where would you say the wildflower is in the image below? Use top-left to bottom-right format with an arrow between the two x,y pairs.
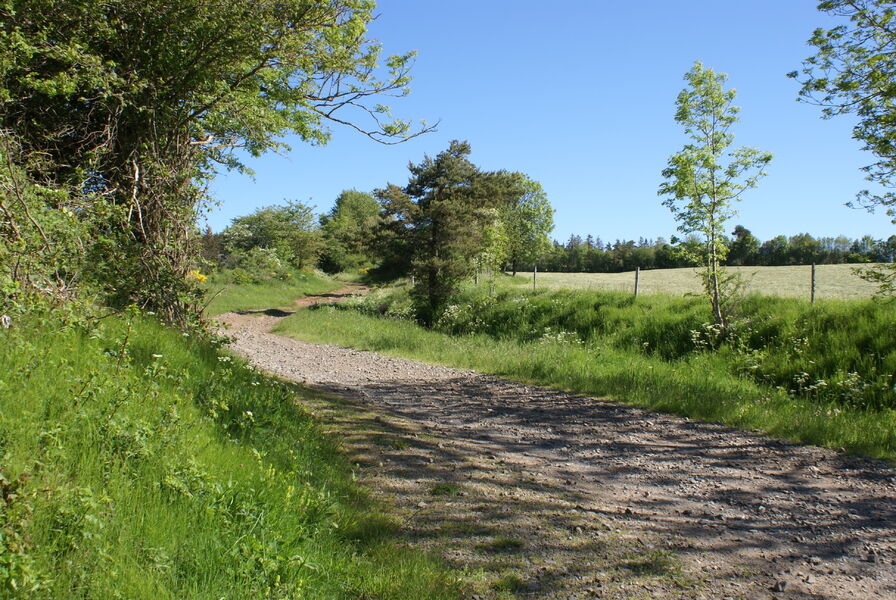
187,269 -> 208,283
151,354 -> 163,359
217,356 -> 232,362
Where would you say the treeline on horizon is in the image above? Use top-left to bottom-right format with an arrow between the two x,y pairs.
201,205 -> 896,277
536,226 -> 896,273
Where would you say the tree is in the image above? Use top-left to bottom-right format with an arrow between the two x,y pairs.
503,176 -> 555,275
375,140 -> 517,325
728,225 -> 760,266
222,201 -> 321,270
0,0 -> 431,324
789,232 -> 823,264
198,226 -> 224,267
658,62 -> 772,328
319,190 -> 381,273
791,0 -> 896,293
757,235 -> 790,266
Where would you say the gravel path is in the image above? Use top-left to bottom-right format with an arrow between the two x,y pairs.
217,289 -> 896,600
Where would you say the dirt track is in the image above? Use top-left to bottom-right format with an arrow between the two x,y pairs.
217,287 -> 896,600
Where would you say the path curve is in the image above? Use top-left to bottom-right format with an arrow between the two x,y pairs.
217,293 -> 895,600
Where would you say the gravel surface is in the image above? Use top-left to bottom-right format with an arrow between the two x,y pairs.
217,289 -> 896,600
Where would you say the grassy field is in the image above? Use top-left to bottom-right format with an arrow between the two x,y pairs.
514,263 -> 883,300
274,283 -> 896,460
0,308 -> 461,599
203,270 -> 339,315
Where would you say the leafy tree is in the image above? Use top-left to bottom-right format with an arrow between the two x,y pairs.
0,0 -> 431,324
319,190 -> 381,273
791,0 -> 896,293
375,140 -> 517,324
474,209 -> 510,280
789,232 -> 823,265
758,235 -> 790,266
222,201 -> 321,270
503,176 -> 555,275
659,62 -> 772,328
728,225 -> 760,266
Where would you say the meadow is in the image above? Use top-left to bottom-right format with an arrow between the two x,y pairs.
514,263 -> 882,300
274,279 -> 896,459
0,306 -> 461,599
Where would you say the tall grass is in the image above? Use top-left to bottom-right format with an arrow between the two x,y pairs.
515,264 -> 881,300
203,269 -> 339,315
273,285 -> 896,459
0,308 -> 462,599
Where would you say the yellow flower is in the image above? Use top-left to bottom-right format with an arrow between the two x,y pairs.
187,269 -> 207,283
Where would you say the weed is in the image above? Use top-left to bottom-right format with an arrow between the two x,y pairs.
429,483 -> 462,496
623,548 -> 678,576
386,438 -> 409,450
479,537 -> 525,553
492,572 -> 527,592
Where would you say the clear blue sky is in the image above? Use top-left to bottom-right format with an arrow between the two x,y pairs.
206,0 -> 894,244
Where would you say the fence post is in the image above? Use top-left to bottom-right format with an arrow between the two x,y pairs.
533,264 -> 537,290
811,263 -> 816,304
634,267 -> 640,298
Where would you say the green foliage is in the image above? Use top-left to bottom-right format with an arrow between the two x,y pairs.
277,288 -> 896,458
728,225 -> 759,266
319,190 -> 381,273
0,130 -> 92,314
659,62 -> 772,328
0,307 -> 461,599
222,200 -> 322,270
792,0 -> 896,295
502,175 -> 555,274
375,140 -> 522,325
0,0 -> 430,324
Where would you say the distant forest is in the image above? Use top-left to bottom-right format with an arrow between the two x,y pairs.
534,226 -> 896,273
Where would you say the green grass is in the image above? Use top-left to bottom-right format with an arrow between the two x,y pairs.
478,538 -> 526,553
273,286 -> 896,460
0,308 -> 462,599
203,270 -> 339,315
515,263 -> 882,300
429,483 -> 462,497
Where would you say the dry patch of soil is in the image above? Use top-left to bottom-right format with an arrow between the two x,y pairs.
217,290 -> 895,600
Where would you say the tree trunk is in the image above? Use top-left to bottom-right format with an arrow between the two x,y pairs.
709,236 -> 725,328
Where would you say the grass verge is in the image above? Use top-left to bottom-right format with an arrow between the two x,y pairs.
0,308 -> 462,599
203,269 -> 339,315
273,294 -> 896,460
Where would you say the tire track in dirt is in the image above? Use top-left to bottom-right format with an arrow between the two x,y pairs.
217,293 -> 895,600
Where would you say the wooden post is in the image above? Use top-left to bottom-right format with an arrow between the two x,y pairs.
811,263 -> 816,304
634,267 -> 640,298
533,264 -> 537,290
